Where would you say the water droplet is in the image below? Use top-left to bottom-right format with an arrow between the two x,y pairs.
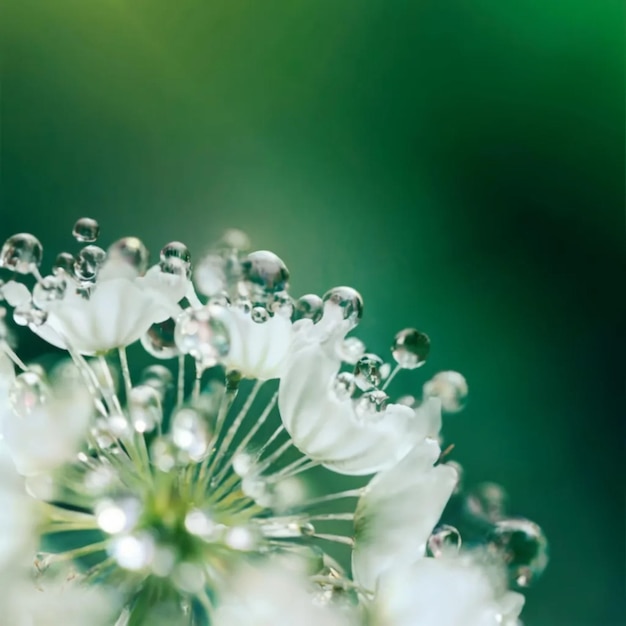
396,394 -> 416,407
72,217 -> 100,243
293,294 -> 323,323
241,250 -> 289,296
160,241 -> 191,278
0,234 -> 43,274
8,370 -> 49,417
150,437 -> 179,472
141,318 -> 179,359
220,228 -> 251,251
354,389 -> 389,420
322,286 -> 363,328
107,237 -> 150,275
487,518 -> 549,588
171,407 -> 211,461
111,533 -> 155,571
96,496 -> 141,534
353,353 -> 384,391
423,371 -> 468,413
74,245 -> 106,282
465,482 -> 508,523
427,525 -> 462,558
391,328 -> 430,369
269,291 -> 293,318
53,252 -> 75,276
32,275 -> 67,308
251,305 -> 269,323
379,362 -> 392,380
194,254 -> 225,296
185,509 -> 218,540
140,364 -> 174,397
336,336 -> 366,364
332,372 -> 356,401
13,303 -> 47,327
128,385 -> 163,433
174,306 -> 230,369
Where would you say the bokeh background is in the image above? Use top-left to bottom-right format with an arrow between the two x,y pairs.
2,2 -> 624,625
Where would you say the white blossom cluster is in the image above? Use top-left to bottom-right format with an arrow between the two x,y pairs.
0,220 -> 548,626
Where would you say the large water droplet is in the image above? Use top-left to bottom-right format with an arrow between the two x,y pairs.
423,371 -> 468,413
53,252 -> 75,276
0,234 -> 43,274
354,389 -> 389,420
32,275 -> 67,309
251,305 -> 269,324
332,371 -> 356,401
427,525 -> 462,558
322,286 -> 363,328
194,254 -> 226,296
171,407 -> 211,461
392,328 -> 430,369
74,245 -> 106,282
107,237 -> 150,275
241,250 -> 289,295
336,336 -> 366,364
487,518 -> 549,588
160,242 -> 191,278
293,294 -> 323,323
8,370 -> 49,417
128,385 -> 163,433
72,217 -> 100,243
141,318 -> 179,360
354,353 -> 384,391
465,482 -> 508,523
174,306 -> 230,369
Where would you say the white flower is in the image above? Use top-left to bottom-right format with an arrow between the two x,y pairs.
278,319 -> 439,475
352,438 -> 458,590
371,555 -> 525,626
33,263 -> 187,355
2,374 -> 93,475
0,352 -> 15,432
213,564 -> 354,626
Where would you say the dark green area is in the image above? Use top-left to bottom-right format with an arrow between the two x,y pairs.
1,2 -> 624,624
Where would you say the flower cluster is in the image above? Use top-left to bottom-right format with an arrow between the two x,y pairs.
0,220 -> 548,625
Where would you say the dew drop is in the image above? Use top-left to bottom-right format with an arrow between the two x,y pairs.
354,389 -> 389,420
427,524 -> 462,558
465,482 -> 508,523
487,518 -> 549,588
391,328 -> 430,369
241,250 -> 289,295
353,353 -> 384,391
128,385 -> 163,433
107,237 -> 150,275
160,241 -> 191,278
72,217 -> 100,243
332,371 -> 356,401
174,306 -> 230,369
423,371 -> 468,413
0,234 -> 43,274
150,437 -> 179,472
336,336 -> 366,364
53,252 -> 75,276
322,286 -> 363,328
194,254 -> 226,296
251,305 -> 269,324
171,407 -> 211,461
74,245 -> 106,282
141,318 -> 179,360
32,275 -> 67,308
8,370 -> 49,417
269,291 -> 293,318
293,294 -> 323,323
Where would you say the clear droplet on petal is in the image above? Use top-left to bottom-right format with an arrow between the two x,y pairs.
354,389 -> 389,420
174,306 -> 230,369
171,407 -> 211,461
322,286 -> 363,328
332,372 -> 356,401
354,353 -> 384,391
423,371 -> 468,413
53,252 -> 75,276
336,336 -> 366,364
141,318 -> 179,360
293,294 -> 323,323
0,233 -> 43,274
392,328 -> 430,369
8,370 -> 49,417
251,305 -> 269,324
72,217 -> 100,243
465,482 -> 508,523
74,245 -> 106,282
107,237 -> 150,275
32,275 -> 67,308
160,241 -> 191,278
128,385 -> 163,433
241,250 -> 290,296
427,524 -> 462,558
487,518 -> 549,588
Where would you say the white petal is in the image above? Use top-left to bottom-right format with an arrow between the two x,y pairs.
353,438 -> 457,589
279,340 -> 426,475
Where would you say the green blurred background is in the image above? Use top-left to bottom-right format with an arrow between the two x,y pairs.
2,1 -> 624,624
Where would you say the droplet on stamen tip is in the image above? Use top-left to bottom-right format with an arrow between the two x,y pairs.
336,336 -> 366,364
72,217 -> 100,243
293,294 -> 323,323
32,275 -> 67,308
353,353 -> 384,391
322,286 -> 363,328
251,305 -> 270,324
171,407 -> 211,461
354,389 -> 389,421
391,328 -> 430,369
423,371 -> 468,413
74,245 -> 106,282
332,372 -> 356,401
128,385 -> 163,433
141,318 -> 179,360
107,237 -> 150,275
53,252 -> 75,276
0,233 -> 43,274
427,524 -> 462,558
241,250 -> 290,296
160,241 -> 192,278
